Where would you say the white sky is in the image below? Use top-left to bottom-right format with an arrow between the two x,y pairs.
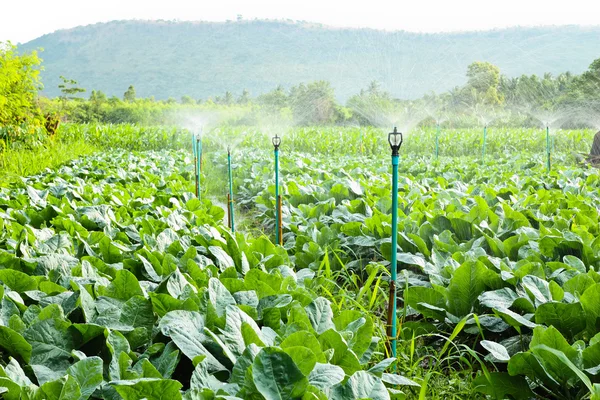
2,0 -> 600,43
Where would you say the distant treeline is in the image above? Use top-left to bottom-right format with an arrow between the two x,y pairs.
44,59 -> 600,129
2,40 -> 600,149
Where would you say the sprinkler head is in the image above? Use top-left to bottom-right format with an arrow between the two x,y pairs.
388,127 -> 403,156
272,134 -> 281,150
227,146 -> 231,156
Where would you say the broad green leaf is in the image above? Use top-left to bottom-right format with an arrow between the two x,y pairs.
208,278 -> 236,318
330,371 -> 390,400
447,261 -> 490,317
535,302 -> 586,339
66,356 -> 103,399
0,326 -> 32,363
281,331 -> 325,363
97,269 -> 142,301
533,344 -> 594,391
305,298 -> 335,334
381,373 -> 420,387
252,347 -> 308,400
24,318 -> 82,384
334,310 -> 374,358
581,284 -> 600,333
208,246 -> 235,272
159,310 -> 226,373
0,269 -> 37,293
481,340 -> 510,362
283,346 -> 317,376
308,363 -> 345,391
405,286 -> 447,321
473,372 -> 533,400
112,378 -> 183,400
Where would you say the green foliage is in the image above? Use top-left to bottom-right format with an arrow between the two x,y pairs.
0,42 -> 44,128
58,76 -> 86,100
123,85 -> 136,103
0,124 -> 189,185
0,144 -> 417,399
289,81 -> 339,125
464,61 -> 503,106
572,59 -> 600,101
204,126 -> 600,399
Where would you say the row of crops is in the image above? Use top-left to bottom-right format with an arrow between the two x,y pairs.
1,124 -> 599,399
0,147 -> 418,399
204,127 -> 600,399
215,126 -> 595,158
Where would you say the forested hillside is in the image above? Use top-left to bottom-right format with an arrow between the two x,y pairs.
21,20 -> 600,100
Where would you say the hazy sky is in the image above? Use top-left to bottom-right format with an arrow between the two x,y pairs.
2,0 -> 600,43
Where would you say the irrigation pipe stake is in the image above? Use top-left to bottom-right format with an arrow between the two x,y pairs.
272,135 -> 282,245
196,135 -> 202,198
277,195 -> 283,246
387,127 -> 403,360
546,125 -> 551,172
227,147 -> 235,232
192,134 -> 199,197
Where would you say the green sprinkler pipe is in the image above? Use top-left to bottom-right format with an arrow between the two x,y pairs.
272,135 -> 281,244
196,136 -> 202,198
227,147 -> 235,232
482,125 -> 487,162
435,123 -> 440,159
192,134 -> 199,197
546,126 -> 551,172
387,127 -> 403,359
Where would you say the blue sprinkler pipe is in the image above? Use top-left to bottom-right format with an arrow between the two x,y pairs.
435,123 -> 440,159
227,147 -> 235,232
387,127 -> 403,360
196,136 -> 202,198
546,126 -> 551,172
272,135 -> 282,245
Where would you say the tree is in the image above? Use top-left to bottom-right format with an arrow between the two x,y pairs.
238,89 -> 251,104
223,91 -> 234,105
571,58 -> 600,100
0,42 -> 44,127
181,95 -> 195,105
58,76 -> 86,101
257,85 -> 288,112
123,85 -> 136,102
289,81 -> 338,125
347,81 -> 394,126
90,90 -> 107,104
464,62 -> 503,106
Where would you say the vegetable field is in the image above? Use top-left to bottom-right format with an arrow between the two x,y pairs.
0,124 -> 599,399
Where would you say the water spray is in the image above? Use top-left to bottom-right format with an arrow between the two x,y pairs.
387,126 -> 402,360
227,146 -> 235,232
272,134 -> 283,245
546,125 -> 551,172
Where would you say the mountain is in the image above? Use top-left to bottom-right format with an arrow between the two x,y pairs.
21,20 -> 600,101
